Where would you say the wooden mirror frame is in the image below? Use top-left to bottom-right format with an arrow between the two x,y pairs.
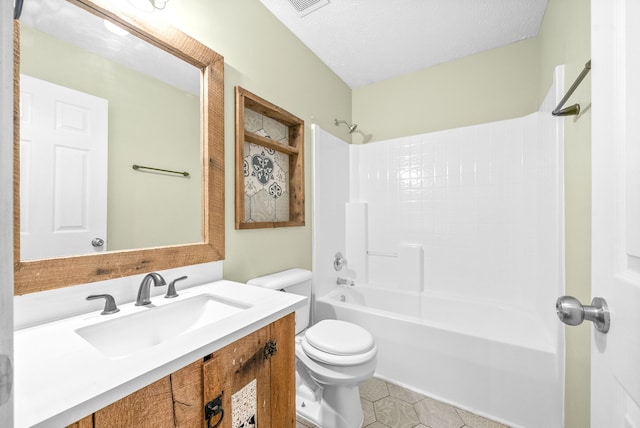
13,0 -> 225,295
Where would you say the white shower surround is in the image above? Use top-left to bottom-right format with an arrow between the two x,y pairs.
312,67 -> 565,427
349,103 -> 563,336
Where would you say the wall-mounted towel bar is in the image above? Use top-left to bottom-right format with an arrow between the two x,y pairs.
132,164 -> 190,177
552,60 -> 591,117
367,250 -> 398,258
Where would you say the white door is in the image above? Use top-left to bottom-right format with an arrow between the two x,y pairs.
19,74 -> 108,260
591,0 -> 640,425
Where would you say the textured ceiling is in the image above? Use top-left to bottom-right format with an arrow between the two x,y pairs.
259,0 -> 548,88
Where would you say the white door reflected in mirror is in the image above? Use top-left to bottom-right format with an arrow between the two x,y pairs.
20,74 -> 108,260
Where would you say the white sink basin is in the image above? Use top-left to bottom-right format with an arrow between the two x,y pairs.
75,294 -> 252,358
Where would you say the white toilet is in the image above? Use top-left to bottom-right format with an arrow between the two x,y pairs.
247,268 -> 377,428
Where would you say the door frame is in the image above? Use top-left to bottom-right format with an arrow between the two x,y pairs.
0,1 -> 14,427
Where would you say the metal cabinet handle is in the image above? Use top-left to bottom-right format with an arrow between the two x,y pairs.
556,295 -> 610,333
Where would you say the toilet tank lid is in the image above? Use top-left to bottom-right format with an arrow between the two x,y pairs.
246,268 -> 312,290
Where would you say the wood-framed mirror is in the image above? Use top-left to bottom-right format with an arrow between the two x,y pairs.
13,0 -> 225,295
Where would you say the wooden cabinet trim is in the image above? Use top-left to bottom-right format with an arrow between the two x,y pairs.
235,87 -> 305,229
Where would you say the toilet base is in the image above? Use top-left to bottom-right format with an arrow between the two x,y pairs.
296,383 -> 364,428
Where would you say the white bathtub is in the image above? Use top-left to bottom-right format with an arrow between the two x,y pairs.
314,286 -> 563,428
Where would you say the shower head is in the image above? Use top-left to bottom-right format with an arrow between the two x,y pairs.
334,118 -> 358,133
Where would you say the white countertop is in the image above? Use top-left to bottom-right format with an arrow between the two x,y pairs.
14,280 -> 305,427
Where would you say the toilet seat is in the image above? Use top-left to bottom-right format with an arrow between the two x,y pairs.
302,320 -> 377,366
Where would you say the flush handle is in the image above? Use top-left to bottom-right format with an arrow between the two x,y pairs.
556,296 -> 610,333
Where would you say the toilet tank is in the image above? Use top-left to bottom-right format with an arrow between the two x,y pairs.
247,268 -> 312,334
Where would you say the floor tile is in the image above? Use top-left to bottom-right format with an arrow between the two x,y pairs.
373,396 -> 421,428
361,398 -> 376,426
359,377 -> 390,402
413,395 -> 465,428
387,382 -> 426,404
456,408 -> 510,428
363,422 -> 391,428
295,377 -> 509,428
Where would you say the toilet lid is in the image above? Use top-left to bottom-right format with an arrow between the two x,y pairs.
301,337 -> 377,366
304,320 -> 375,356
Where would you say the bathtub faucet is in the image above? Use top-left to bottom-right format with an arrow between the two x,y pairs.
336,277 -> 355,287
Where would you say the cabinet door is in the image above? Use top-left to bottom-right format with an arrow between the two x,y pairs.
93,376 -> 175,428
203,325 -> 271,428
202,313 -> 295,428
171,358 -> 204,427
268,313 -> 295,427
92,359 -> 203,428
65,415 -> 93,428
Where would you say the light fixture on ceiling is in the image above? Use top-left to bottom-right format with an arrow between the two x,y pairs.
128,0 -> 169,12
103,19 -> 129,36
287,0 -> 329,17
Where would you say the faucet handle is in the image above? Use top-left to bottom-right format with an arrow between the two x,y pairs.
334,252 -> 347,271
165,275 -> 187,299
87,294 -> 120,315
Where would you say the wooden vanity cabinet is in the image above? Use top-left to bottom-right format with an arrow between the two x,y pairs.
66,313 -> 295,428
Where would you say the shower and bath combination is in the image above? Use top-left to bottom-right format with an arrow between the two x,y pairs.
313,73 -> 567,425
335,118 -> 357,133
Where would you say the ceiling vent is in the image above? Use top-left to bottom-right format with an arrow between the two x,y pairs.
287,0 -> 330,17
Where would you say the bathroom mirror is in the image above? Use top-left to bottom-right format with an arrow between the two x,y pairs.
19,0 -> 203,261
14,0 -> 225,295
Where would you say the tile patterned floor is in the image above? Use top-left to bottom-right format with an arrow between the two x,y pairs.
296,377 -> 509,428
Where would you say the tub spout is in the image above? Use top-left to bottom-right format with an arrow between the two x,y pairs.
337,277 -> 355,287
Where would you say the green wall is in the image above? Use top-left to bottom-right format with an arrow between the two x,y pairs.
163,0 -> 353,282
538,1 -> 592,427
352,1 -> 591,426
352,38 -> 540,141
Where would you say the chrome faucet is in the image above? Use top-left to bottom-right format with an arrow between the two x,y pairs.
336,277 -> 355,287
135,272 -> 167,306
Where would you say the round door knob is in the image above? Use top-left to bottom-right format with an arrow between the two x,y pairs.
556,295 -> 610,333
91,238 -> 105,248
555,296 -> 584,326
